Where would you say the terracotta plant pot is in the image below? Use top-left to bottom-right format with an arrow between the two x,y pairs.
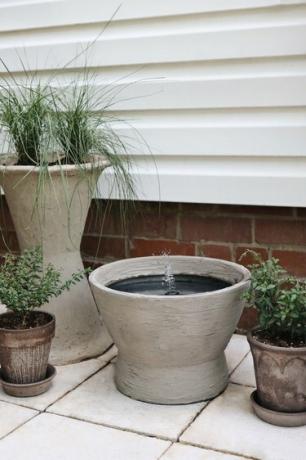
0,311 -> 55,384
90,256 -> 250,404
0,158 -> 112,364
248,332 -> 306,414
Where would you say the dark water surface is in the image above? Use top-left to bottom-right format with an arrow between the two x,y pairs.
108,274 -> 231,296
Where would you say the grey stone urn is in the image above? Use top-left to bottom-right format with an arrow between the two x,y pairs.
89,256 -> 250,404
0,158 -> 112,365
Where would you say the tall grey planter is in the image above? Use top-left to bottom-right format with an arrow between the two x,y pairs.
0,158 -> 112,365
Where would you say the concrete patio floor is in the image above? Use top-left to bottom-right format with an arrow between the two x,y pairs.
0,334 -> 305,460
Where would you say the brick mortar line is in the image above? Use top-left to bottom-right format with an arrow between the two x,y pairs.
176,204 -> 182,241
251,218 -> 255,244
83,236 -> 193,245
261,244 -> 306,252
177,211 -> 298,219
156,213 -> 302,221
82,235 -> 306,252
83,233 -> 127,239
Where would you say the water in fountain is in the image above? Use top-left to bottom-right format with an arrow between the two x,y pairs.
108,252 -> 231,295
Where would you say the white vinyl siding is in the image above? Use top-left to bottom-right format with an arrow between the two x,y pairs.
0,0 -> 306,206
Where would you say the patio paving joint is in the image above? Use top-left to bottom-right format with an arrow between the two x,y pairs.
176,347 -> 251,444
228,350 -> 250,377
176,399 -> 211,441
178,438 -> 260,460
43,361 -> 114,413
157,442 -> 175,459
46,410 -> 176,442
0,396 -> 36,413
230,381 -> 255,389
0,411 -> 39,442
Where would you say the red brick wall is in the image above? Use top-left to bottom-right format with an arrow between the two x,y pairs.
2,197 -> 306,331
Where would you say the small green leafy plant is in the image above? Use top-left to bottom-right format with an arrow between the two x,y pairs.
242,250 -> 306,346
0,247 -> 88,320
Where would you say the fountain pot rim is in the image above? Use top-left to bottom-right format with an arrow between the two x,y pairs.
89,255 -> 250,300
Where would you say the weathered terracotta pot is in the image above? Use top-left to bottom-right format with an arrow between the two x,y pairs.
248,332 -> 306,413
0,311 -> 55,384
90,256 -> 250,404
0,158 -> 112,364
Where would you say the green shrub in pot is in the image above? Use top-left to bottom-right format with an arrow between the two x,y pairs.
243,251 -> 306,426
0,247 -> 87,391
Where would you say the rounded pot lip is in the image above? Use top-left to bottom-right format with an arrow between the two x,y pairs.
247,330 -> 306,353
0,311 -> 55,334
89,255 -> 251,300
0,154 -> 110,176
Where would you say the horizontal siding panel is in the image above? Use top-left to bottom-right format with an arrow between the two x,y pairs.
109,107 -> 306,125
1,25 -> 306,72
76,75 -> 306,111
98,157 -> 306,206
2,55 -> 306,84
7,74 -> 302,111
115,125 -> 306,157
2,3 -> 306,44
128,174 -> 306,206
1,0 -> 306,32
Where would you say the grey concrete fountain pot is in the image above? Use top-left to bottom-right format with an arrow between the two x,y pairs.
89,256 -> 250,404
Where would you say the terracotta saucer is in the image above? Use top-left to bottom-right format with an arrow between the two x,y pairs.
0,364 -> 56,397
250,390 -> 306,427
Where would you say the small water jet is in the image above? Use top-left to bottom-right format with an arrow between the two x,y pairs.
163,261 -> 179,295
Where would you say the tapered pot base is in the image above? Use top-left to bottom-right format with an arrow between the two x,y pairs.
115,353 -> 228,405
44,252 -> 112,365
